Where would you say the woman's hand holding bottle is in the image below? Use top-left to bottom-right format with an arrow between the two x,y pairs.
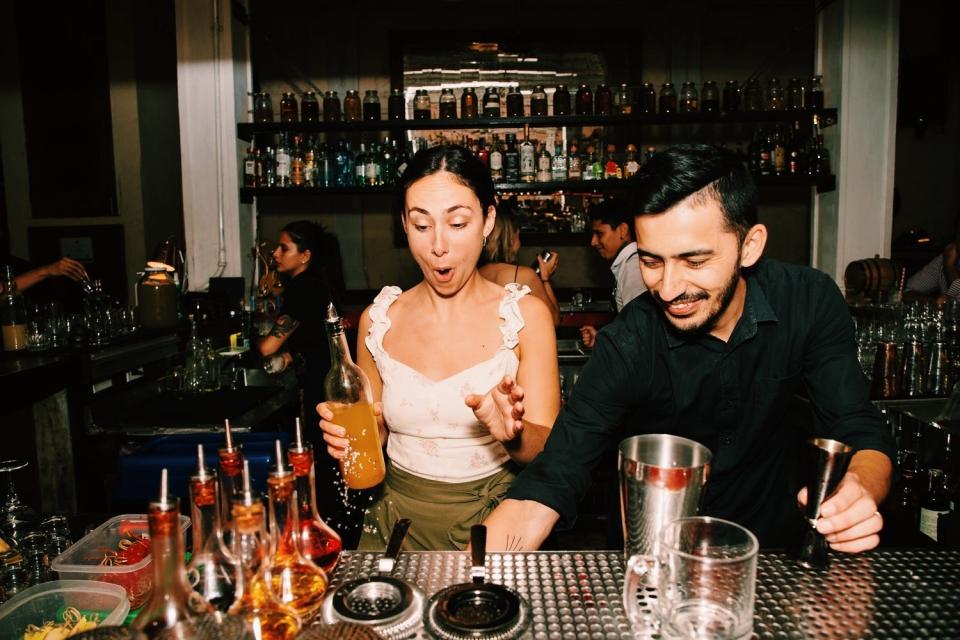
464,375 -> 526,443
317,400 -> 386,459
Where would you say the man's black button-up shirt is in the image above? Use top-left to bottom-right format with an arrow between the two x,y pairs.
508,259 -> 896,547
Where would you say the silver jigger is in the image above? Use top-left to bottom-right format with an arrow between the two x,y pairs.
795,438 -> 853,569
901,341 -> 925,398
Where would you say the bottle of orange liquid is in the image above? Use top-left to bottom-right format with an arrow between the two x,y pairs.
323,303 -> 386,489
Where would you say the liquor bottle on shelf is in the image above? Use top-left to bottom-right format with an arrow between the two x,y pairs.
659,82 -> 677,114
722,80 -> 741,113
787,121 -> 805,175
280,92 -> 298,123
439,88 -> 457,119
536,142 -> 552,183
806,75 -> 825,109
290,136 -> 305,187
333,140 -> 351,188
276,134 -> 291,187
343,90 -> 361,122
615,83 -> 632,115
483,87 -> 501,118
324,304 -> 386,490
132,469 -> 213,636
489,134 -> 503,181
354,143 -> 367,187
519,125 -> 536,183
744,79 -> 763,112
228,461 -> 301,640
553,84 -> 571,116
381,138 -> 397,185
243,148 -> 257,188
413,90 -> 431,120
322,90 -> 341,122
644,146 -> 656,164
530,85 -> 548,116
575,84 -> 593,115
362,89 -> 381,121
567,141 -> 582,180
461,87 -> 478,118
595,83 -> 612,116
476,137 -> 489,168
604,143 -> 622,179
787,77 -> 805,111
301,91 -> 319,122
551,135 -> 568,181
702,80 -> 720,113
623,144 -> 641,178
582,144 -> 598,181
364,143 -> 379,187
315,143 -> 332,187
261,147 -> 276,187
679,82 -> 698,113
266,440 -> 328,619
388,88 -> 405,120
920,468 -> 950,542
187,445 -> 236,612
288,418 -> 342,574
767,77 -> 785,111
757,129 -> 772,176
639,82 -> 656,114
506,85 -> 524,117
771,126 -> 787,176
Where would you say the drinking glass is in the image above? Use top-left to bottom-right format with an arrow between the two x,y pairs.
624,516 -> 758,640
0,460 -> 38,546
26,316 -> 50,351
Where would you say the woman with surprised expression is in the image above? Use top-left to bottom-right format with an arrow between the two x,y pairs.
318,145 -> 559,550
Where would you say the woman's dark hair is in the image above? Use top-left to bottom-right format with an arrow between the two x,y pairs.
395,144 -> 496,218
281,220 -> 345,301
629,144 -> 757,244
482,200 -> 519,265
588,197 -> 634,240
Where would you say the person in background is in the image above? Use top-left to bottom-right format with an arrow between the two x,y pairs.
579,198 -> 646,348
479,201 -> 561,326
0,257 -> 88,295
318,145 -> 560,550
903,223 -> 960,304
257,221 -> 355,540
482,144 -> 894,553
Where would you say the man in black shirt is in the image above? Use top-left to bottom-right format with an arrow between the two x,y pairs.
484,144 -> 894,551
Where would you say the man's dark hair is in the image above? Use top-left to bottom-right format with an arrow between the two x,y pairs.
629,144 -> 758,243
396,144 -> 496,218
588,197 -> 634,239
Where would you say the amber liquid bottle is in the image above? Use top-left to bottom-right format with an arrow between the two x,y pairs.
187,445 -> 236,612
265,441 -> 328,620
288,420 -> 342,574
132,470 -> 213,636
229,462 -> 301,640
218,419 -> 244,544
324,303 -> 386,489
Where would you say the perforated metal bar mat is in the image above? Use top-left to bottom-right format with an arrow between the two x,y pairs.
321,549 -> 960,639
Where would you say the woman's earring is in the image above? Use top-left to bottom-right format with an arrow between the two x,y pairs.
482,235 -> 487,247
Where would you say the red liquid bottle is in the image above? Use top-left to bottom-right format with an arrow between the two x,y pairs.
287,418 -> 342,574
218,419 -> 244,543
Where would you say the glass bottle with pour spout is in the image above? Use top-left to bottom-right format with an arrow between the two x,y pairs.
288,418 -> 342,574
187,445 -> 236,612
218,419 -> 244,546
264,440 -> 328,620
324,303 -> 386,489
228,461 -> 301,639
132,469 -> 213,636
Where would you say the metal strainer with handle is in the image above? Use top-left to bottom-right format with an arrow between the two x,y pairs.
424,525 -> 531,640
320,518 -> 424,639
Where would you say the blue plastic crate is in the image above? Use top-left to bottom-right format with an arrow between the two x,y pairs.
116,432 -> 290,505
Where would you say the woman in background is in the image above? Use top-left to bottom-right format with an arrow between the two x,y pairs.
319,145 -> 560,550
478,202 -> 561,326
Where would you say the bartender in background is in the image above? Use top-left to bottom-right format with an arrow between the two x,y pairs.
0,257 -> 88,295
579,198 -> 646,348
903,222 -> 960,304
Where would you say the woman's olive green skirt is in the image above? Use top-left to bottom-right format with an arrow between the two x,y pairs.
357,462 -> 517,551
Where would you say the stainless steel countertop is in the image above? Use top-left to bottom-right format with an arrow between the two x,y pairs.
324,548 -> 960,639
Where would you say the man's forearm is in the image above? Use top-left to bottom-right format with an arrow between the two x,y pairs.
848,449 -> 893,505
483,499 -> 560,551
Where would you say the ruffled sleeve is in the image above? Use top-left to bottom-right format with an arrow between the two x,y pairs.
364,286 -> 402,362
498,283 -> 531,350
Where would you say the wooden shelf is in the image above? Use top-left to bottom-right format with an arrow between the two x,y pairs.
236,108 -> 838,141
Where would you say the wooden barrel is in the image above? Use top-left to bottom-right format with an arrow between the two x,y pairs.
844,257 -> 900,302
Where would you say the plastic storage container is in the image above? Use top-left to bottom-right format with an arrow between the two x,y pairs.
0,580 -> 129,639
51,514 -> 190,609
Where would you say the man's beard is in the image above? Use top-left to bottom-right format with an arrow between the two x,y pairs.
656,263 -> 741,337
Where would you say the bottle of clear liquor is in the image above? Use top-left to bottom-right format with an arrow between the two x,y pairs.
536,141 -> 552,183
519,125 -> 536,183
489,134 -> 503,181
551,137 -> 568,181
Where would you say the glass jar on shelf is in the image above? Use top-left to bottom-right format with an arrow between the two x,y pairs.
300,91 -> 319,122
253,92 -> 273,123
506,85 -> 524,117
615,83 -> 633,114
388,88 -> 405,120
806,75 -> 825,109
639,82 -> 656,114
659,82 -> 677,114
594,83 -> 612,116
766,77 -> 785,111
722,80 -> 741,112
362,89 -> 381,121
701,80 -> 719,113
483,87 -> 501,117
530,85 -> 548,116
343,90 -> 361,122
322,90 -> 341,122
787,77 -> 805,110
413,90 -> 431,120
137,268 -> 178,330
280,92 -> 298,122
437,88 -> 456,119
575,84 -> 593,115
744,79 -> 763,112
553,84 -> 571,116
460,87 -> 478,118
679,82 -> 699,112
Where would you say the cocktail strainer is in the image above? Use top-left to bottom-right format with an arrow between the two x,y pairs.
423,525 -> 530,640
321,518 -> 424,639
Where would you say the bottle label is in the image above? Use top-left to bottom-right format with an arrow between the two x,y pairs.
920,507 -> 947,541
276,153 -> 291,177
365,161 -> 377,181
490,151 -> 503,171
538,155 -> 551,172
520,149 -> 535,175
244,160 -> 255,175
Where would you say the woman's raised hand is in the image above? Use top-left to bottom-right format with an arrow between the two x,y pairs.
464,375 -> 525,443
317,400 -> 386,459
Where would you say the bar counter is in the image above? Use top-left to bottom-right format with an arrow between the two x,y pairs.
327,547 -> 960,639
